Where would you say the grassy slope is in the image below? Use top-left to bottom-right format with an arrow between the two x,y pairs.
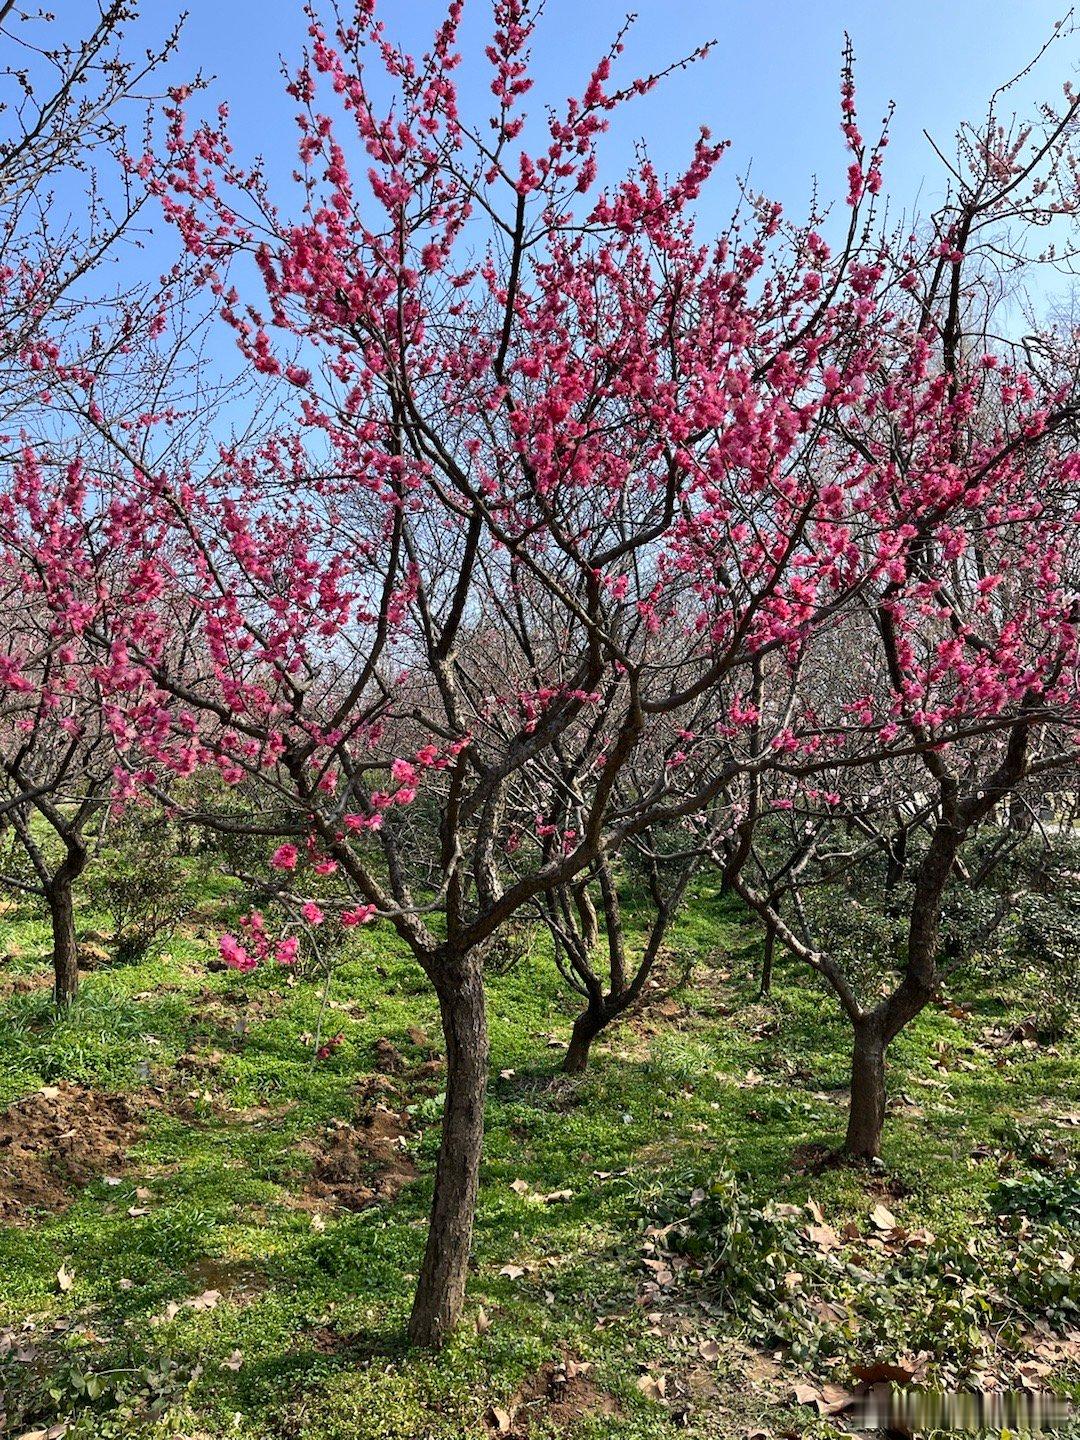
0,884 -> 1078,1438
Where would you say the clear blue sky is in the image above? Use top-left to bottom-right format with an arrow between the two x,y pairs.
148,0 -> 1077,236
16,0 -> 1073,349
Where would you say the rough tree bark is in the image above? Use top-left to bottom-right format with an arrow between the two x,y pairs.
562,1001 -> 606,1074
45,843 -> 86,1005
844,1012 -> 888,1158
407,953 -> 489,1348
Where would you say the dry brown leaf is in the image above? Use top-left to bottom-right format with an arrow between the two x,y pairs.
869,1203 -> 898,1231
56,1264 -> 74,1294
806,1223 -> 841,1252
499,1264 -> 525,1281
820,1383 -> 856,1414
636,1372 -> 667,1401
487,1406 -> 513,1434
851,1359 -> 916,1386
793,1381 -> 853,1416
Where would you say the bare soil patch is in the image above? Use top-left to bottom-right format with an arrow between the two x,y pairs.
303,1100 -> 416,1212
487,1356 -> 619,1437
0,969 -> 51,996
183,1256 -> 267,1303
0,1081 -> 145,1221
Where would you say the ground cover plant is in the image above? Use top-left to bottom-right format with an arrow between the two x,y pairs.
0,868 -> 1078,1438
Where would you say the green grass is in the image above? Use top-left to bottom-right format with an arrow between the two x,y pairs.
0,884 -> 1078,1438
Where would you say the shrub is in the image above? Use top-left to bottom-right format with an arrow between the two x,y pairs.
89,813 -> 199,964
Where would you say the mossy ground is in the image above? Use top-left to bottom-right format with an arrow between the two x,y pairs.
0,884 -> 1077,1438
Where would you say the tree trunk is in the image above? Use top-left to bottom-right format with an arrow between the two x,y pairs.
562,1003 -> 605,1074
46,871 -> 80,1005
758,919 -> 776,998
844,1014 -> 887,1159
885,828 -> 907,891
407,956 -> 488,1349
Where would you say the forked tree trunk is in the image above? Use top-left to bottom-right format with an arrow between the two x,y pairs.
46,863 -> 82,1005
844,1013 -> 887,1159
407,955 -> 488,1348
562,1003 -> 605,1074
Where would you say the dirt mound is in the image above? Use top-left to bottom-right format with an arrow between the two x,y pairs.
0,970 -> 51,996
487,1357 -> 619,1437
0,1082 -> 145,1222
305,1103 -> 416,1212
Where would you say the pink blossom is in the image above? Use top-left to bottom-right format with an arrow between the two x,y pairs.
341,903 -> 377,926
219,934 -> 255,971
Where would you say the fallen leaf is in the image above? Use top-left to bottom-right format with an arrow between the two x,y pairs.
310,1213 -> 326,1232
499,1264 -> 525,1281
869,1203 -> 897,1231
487,1406 -> 512,1435
806,1223 -> 841,1252
476,1307 -> 491,1336
820,1383 -> 856,1415
851,1360 -> 917,1386
641,1257 -> 674,1286
699,1338 -> 720,1362
56,1264 -> 74,1293
39,1086 -> 60,1100
636,1372 -> 667,1401
219,1349 -> 243,1370
543,1189 -> 573,1204
509,1178 -> 530,1195
127,1205 -> 151,1218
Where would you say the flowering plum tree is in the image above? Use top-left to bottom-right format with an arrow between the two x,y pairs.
720,48 -> 1080,1158
80,0 -> 957,1344
0,458 -> 120,1002
0,3 -> 187,1000
0,0 -> 1073,1342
